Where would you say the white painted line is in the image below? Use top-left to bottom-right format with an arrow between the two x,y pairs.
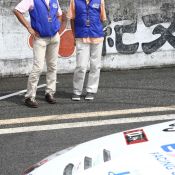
1,106 -> 175,125
0,114 -> 174,135
0,82 -> 59,101
0,84 -> 46,100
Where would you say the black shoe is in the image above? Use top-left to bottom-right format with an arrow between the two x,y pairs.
45,93 -> 56,104
85,93 -> 95,100
71,94 -> 81,101
24,97 -> 38,108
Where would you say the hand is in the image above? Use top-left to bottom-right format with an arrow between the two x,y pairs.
27,27 -> 39,40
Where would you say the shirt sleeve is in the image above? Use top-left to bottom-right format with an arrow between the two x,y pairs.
14,0 -> 34,13
100,0 -> 107,21
67,0 -> 75,19
57,0 -> 63,16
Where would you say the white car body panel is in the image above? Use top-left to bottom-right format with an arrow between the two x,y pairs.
23,120 -> 175,175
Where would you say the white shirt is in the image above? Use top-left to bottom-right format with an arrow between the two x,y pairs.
15,0 -> 62,16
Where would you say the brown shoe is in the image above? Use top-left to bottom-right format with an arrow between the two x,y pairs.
24,97 -> 38,108
45,93 -> 56,104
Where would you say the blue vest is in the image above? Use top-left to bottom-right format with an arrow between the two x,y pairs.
74,0 -> 104,38
29,0 -> 61,37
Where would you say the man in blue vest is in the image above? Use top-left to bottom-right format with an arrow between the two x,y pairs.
13,0 -> 62,108
67,0 -> 107,101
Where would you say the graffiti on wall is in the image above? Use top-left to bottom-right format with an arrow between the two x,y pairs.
28,3 -> 175,58
103,3 -> 175,56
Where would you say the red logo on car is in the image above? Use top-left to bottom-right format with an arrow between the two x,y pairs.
124,129 -> 148,145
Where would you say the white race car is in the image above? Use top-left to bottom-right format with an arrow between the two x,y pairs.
22,120 -> 175,175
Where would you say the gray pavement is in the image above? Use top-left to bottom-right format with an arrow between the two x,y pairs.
1,67 -> 175,175
1,67 -> 175,119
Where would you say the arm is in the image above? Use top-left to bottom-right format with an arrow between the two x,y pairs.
100,0 -> 107,22
57,0 -> 63,28
67,0 -> 75,44
13,9 -> 39,39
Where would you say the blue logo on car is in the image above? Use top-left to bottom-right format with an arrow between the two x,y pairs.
161,144 -> 175,152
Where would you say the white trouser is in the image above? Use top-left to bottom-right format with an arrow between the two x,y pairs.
73,40 -> 103,95
25,33 -> 60,98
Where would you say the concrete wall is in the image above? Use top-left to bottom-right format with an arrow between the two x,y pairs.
1,0 -> 175,76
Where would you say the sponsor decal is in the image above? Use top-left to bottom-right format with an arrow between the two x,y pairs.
151,152 -> 175,175
163,123 -> 175,132
123,129 -> 148,145
162,144 -> 175,153
162,143 -> 175,158
92,3 -> 100,9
